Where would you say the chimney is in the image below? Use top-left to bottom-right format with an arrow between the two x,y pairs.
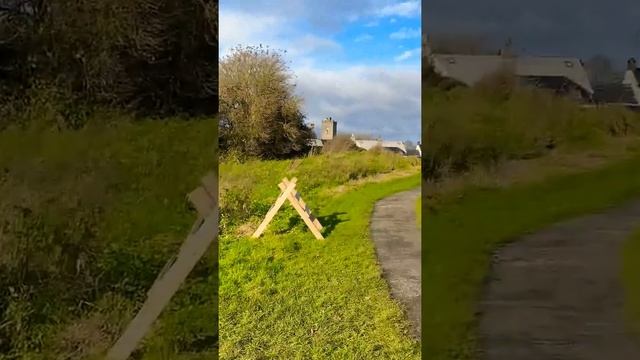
628,57 -> 637,71
500,37 -> 514,58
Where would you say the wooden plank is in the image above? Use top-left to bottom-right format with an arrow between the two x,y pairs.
187,186 -> 215,217
281,178 -> 323,231
201,172 -> 217,198
278,181 -> 323,232
106,206 -> 218,360
277,182 -> 323,240
252,178 -> 298,238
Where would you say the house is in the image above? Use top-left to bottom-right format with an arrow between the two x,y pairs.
429,53 -> 594,103
349,134 -> 408,155
307,118 -> 418,156
592,58 -> 640,109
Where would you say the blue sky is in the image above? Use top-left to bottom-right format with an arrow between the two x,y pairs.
220,0 -> 421,142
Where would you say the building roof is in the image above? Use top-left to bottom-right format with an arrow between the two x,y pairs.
430,54 -> 594,94
629,69 -> 640,85
352,139 -> 407,154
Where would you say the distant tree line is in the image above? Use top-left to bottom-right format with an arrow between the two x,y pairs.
0,0 -> 218,127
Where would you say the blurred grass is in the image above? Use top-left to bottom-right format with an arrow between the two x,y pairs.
416,195 -> 421,228
622,228 -> 640,340
422,84 -> 640,359
423,155 -> 640,359
423,87 -> 640,179
0,117 -> 217,359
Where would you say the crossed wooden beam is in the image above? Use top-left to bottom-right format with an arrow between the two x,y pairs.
106,176 -> 321,359
252,177 -> 324,240
106,172 -> 218,360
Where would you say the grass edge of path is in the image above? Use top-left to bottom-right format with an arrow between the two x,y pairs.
219,171 -> 422,359
423,154 -> 640,359
622,228 -> 640,340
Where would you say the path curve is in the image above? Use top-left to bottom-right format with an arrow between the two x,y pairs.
479,200 -> 640,359
371,187 -> 421,339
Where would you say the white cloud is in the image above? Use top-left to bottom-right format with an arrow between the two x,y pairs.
295,65 -> 420,141
219,11 -> 286,56
354,34 -> 374,42
389,27 -> 421,40
291,35 -> 342,56
376,1 -> 420,18
390,18 -> 397,23
220,11 -> 340,63
364,20 -> 380,27
219,3 -> 422,141
394,48 -> 421,62
222,0 -> 377,31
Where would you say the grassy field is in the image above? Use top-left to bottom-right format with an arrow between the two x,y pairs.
622,228 -> 640,339
0,118 -> 217,359
219,152 -> 421,359
423,154 -> 640,359
416,196 -> 422,228
423,86 -> 640,180
422,82 -> 640,358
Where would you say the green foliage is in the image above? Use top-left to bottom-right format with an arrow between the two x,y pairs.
219,45 -> 313,159
423,156 -> 640,359
219,153 -> 421,358
0,0 -> 217,124
0,118 -> 217,358
622,228 -> 640,338
423,86 -> 640,179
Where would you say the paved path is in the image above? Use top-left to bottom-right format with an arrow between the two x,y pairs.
479,200 -> 640,360
371,187 -> 421,339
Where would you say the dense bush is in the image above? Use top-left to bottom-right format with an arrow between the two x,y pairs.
321,134 -> 359,154
219,46 -> 313,160
219,152 -> 420,231
0,0 -> 217,128
423,86 -> 640,180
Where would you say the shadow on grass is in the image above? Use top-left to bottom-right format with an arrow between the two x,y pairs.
281,212 -> 349,237
317,212 -> 348,236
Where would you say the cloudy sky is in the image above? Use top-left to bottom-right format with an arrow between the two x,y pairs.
424,0 -> 640,68
220,0 -> 421,142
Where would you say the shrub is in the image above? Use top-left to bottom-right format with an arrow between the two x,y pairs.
423,86 -> 640,180
322,134 -> 358,154
219,46 -> 313,160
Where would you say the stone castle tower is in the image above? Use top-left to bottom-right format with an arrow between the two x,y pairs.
321,117 -> 337,141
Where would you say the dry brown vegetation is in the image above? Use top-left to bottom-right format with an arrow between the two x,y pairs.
321,134 -> 359,153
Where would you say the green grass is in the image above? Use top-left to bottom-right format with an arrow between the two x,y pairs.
423,86 -> 640,179
423,155 -> 640,359
219,152 -> 421,359
416,195 -> 421,228
622,228 -> 640,339
0,118 -> 217,359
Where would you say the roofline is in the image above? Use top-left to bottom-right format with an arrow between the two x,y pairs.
430,53 -> 583,60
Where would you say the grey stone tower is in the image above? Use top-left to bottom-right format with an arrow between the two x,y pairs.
321,117 -> 337,141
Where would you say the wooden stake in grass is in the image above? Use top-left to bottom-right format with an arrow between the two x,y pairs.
252,177 -> 324,240
106,172 -> 218,360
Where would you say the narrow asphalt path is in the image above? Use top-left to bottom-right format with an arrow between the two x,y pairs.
371,187 -> 421,339
479,200 -> 640,359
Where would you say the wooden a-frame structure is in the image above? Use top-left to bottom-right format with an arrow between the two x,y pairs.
105,172 -> 218,360
252,177 -> 324,240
